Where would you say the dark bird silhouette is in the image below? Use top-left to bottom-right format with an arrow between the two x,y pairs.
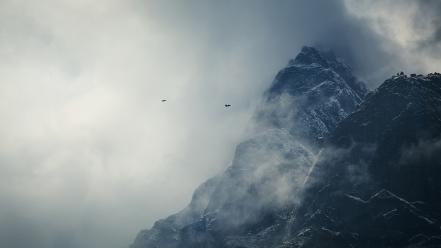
161,99 -> 167,102
224,104 -> 231,107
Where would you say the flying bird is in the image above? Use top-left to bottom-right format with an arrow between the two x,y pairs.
161,99 -> 167,102
224,104 -> 231,107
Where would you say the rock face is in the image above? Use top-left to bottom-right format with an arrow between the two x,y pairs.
256,46 -> 367,145
130,47 -> 441,248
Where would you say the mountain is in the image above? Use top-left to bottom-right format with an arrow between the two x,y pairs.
288,72 -> 441,247
130,47 -> 441,247
130,46 -> 368,248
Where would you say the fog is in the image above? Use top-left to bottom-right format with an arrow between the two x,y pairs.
0,1 -> 440,248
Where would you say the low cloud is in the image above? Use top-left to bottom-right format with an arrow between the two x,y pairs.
399,138 -> 441,166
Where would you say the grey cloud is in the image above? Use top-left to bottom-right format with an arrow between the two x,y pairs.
345,0 -> 441,77
413,0 -> 441,59
135,0 -> 398,87
415,0 -> 441,44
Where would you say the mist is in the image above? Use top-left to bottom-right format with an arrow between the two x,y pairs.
0,1 -> 440,248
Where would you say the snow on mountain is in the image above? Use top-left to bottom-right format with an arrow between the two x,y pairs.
256,46 -> 367,146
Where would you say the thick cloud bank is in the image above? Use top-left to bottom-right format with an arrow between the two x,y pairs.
0,1 -> 439,248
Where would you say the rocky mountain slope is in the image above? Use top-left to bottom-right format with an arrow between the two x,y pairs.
291,72 -> 441,247
130,47 -> 441,248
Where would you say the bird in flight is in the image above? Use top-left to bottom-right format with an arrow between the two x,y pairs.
161,99 -> 167,102
224,104 -> 231,108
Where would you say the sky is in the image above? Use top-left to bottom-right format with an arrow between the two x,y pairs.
0,1 -> 440,248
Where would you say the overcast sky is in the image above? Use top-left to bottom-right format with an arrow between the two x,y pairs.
0,1 -> 440,248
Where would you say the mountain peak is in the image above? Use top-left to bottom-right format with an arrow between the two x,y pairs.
279,46 -> 368,98
289,46 -> 345,68
270,46 -> 364,95
259,46 -> 368,144
288,46 -> 329,67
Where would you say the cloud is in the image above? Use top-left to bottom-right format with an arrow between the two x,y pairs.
399,138 -> 441,166
344,0 -> 441,77
0,1 -> 439,248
